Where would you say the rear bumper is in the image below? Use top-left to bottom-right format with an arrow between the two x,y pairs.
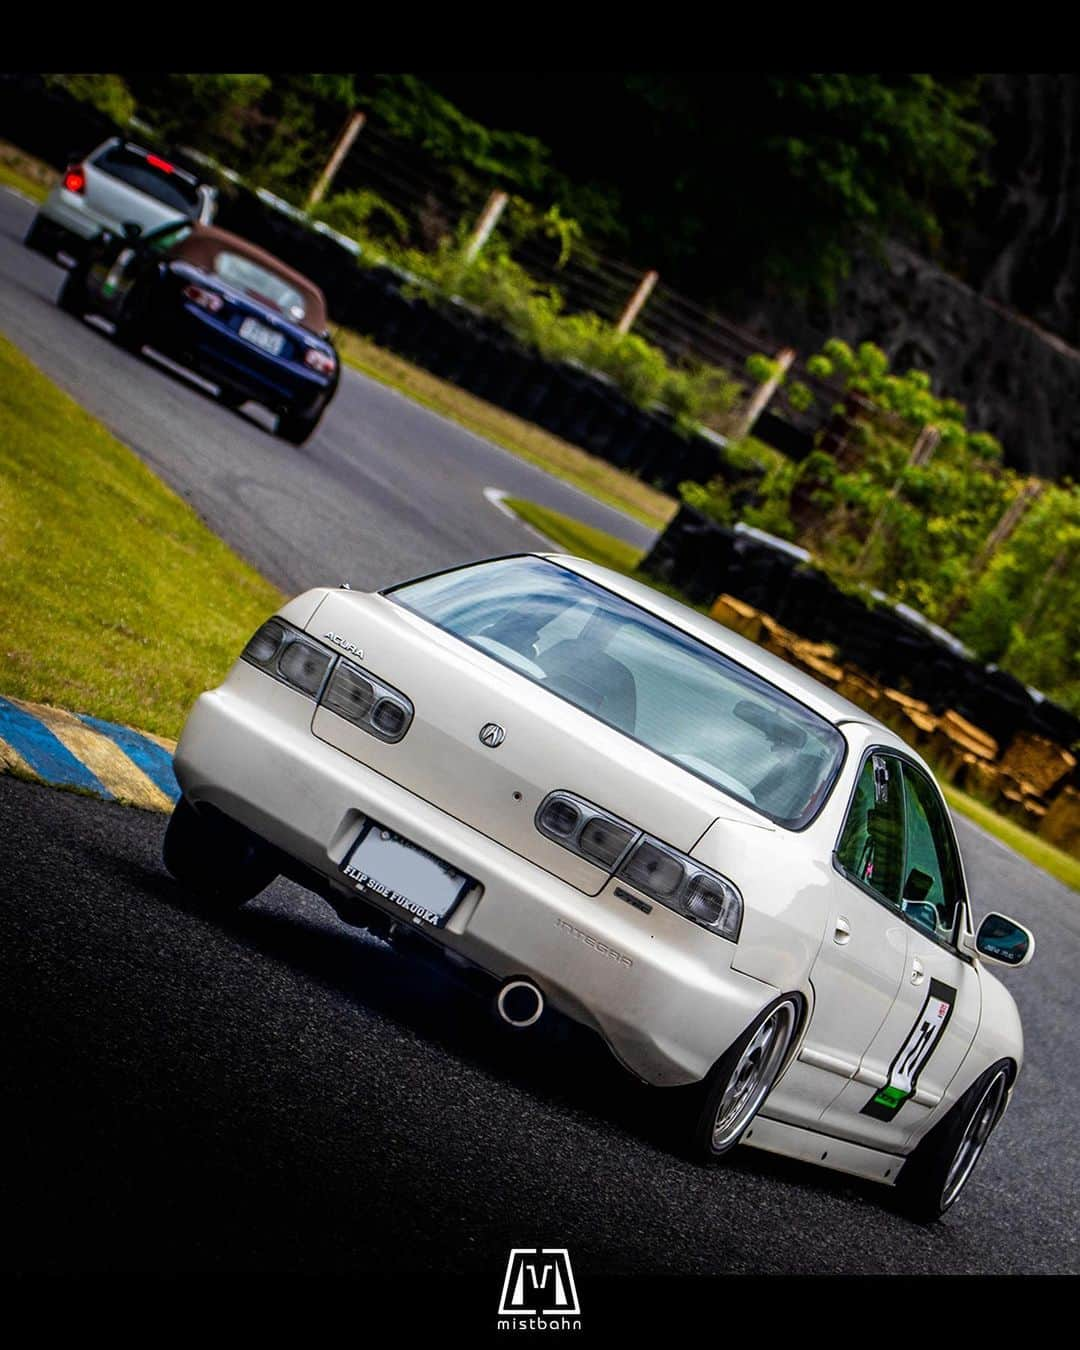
35,190 -> 111,247
25,210 -> 92,264
174,662 -> 779,1086
156,304 -> 333,410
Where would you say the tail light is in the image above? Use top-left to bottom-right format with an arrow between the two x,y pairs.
304,347 -> 336,375
239,618 -> 413,743
241,619 -> 332,698
63,165 -> 86,194
320,658 -> 413,743
183,283 -> 223,313
535,790 -> 744,942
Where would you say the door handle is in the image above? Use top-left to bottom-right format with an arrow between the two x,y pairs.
833,916 -> 851,945
911,957 -> 926,986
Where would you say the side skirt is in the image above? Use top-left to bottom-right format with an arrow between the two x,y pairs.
742,1115 -> 904,1187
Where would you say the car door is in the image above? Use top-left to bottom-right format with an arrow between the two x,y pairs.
84,220 -> 189,319
817,755 -> 981,1153
765,750 -> 913,1126
81,232 -> 141,318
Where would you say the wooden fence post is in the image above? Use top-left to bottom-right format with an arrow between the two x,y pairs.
305,110 -> 366,210
463,190 -> 509,265
1020,541 -> 1075,637
856,424 -> 941,575
615,269 -> 659,335
732,347 -> 796,441
943,478 -> 1044,627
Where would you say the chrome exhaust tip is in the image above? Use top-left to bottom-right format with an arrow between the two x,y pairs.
496,978 -> 545,1028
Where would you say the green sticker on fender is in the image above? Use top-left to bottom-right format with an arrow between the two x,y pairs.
862,978 -> 956,1120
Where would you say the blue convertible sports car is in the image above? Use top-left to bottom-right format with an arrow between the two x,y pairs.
57,219 -> 339,444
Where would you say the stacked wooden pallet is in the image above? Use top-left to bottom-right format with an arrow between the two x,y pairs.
707,593 -> 1078,857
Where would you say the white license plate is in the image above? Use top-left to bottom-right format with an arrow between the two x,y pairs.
238,316 -> 285,356
340,824 -> 471,927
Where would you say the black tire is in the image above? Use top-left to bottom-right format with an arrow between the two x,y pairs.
113,283 -> 152,354
894,1059 -> 1013,1223
162,796 -> 278,910
56,268 -> 86,316
217,387 -> 246,411
686,994 -> 803,1163
114,311 -> 146,354
277,402 -> 325,445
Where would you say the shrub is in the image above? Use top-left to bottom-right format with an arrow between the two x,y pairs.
311,189 -> 410,245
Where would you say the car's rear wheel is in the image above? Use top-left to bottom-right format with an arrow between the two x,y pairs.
162,796 -> 278,909
113,283 -> 153,354
894,1060 -> 1012,1222
687,994 -> 801,1162
56,267 -> 86,316
113,314 -> 145,354
277,401 -> 325,446
24,215 -> 51,255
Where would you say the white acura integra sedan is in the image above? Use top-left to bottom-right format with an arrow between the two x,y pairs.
167,553 -> 1034,1221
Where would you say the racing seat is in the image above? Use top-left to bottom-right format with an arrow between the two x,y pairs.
752,751 -> 823,821
539,639 -> 637,733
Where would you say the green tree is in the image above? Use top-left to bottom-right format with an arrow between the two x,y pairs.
46,74 -> 136,128
426,71 -> 991,302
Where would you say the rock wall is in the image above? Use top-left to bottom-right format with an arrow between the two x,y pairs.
957,74 -> 1080,348
741,239 -> 1080,479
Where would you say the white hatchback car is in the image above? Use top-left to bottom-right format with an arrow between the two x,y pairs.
24,137 -> 216,265
167,553 -> 1034,1221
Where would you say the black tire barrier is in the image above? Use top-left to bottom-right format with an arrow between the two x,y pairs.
642,506 -> 1080,755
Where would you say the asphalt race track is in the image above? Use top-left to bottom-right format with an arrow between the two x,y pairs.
1,188 -> 1078,1282
0,190 -> 654,596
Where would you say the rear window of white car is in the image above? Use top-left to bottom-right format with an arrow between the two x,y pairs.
92,144 -> 202,216
211,252 -> 307,323
389,556 -> 846,828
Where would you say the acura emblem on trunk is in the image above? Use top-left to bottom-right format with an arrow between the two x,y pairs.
479,722 -> 506,748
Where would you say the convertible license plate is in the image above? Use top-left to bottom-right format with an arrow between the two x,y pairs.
238,317 -> 285,356
340,823 -> 471,927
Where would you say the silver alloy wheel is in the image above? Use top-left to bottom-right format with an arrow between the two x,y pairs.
941,1069 -> 1008,1209
712,1000 -> 797,1152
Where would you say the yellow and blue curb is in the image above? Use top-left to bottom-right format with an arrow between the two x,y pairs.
0,695 -> 180,813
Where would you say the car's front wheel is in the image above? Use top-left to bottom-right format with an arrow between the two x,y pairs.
687,994 -> 802,1162
162,796 -> 279,909
894,1060 -> 1012,1222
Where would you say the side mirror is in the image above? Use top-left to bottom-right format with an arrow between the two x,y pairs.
963,912 -> 1035,968
122,221 -> 143,240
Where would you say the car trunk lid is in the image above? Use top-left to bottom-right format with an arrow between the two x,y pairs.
306,592 -> 734,895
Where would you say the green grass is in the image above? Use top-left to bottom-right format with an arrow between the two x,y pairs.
504,497 -> 645,573
337,330 -> 677,532
0,161 -> 48,203
502,496 -> 1079,888
502,496 -> 711,614
0,139 -> 54,203
0,333 -> 284,740
942,785 -> 1079,893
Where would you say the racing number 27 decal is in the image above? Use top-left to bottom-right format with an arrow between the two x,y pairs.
862,978 -> 957,1120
